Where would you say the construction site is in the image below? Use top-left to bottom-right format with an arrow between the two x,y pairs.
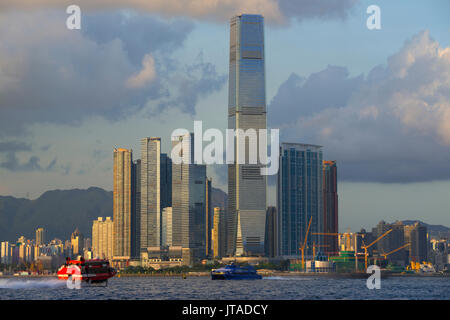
288,218 -> 444,275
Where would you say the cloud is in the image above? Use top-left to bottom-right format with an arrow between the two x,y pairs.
269,31 -> 450,183
126,54 -> 156,88
0,140 -> 57,172
0,11 -> 224,137
156,54 -> 227,114
0,152 -> 56,172
0,0 -> 359,24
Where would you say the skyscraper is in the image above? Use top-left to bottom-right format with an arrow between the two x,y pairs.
113,148 -> 133,261
161,207 -> 173,247
160,153 -> 172,210
405,222 -> 428,263
140,138 -> 161,252
212,207 -> 227,259
71,228 -> 84,256
323,160 -> 338,255
227,14 -> 267,257
172,133 -> 207,264
36,227 -> 45,246
131,159 -> 141,258
265,206 -> 277,258
277,143 -> 324,257
92,217 -> 113,260
205,177 -> 212,257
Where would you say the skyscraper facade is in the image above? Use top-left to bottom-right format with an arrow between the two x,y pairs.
113,148 -> 132,260
405,222 -> 428,263
131,159 -> 141,258
92,217 -> 113,260
160,153 -> 172,210
265,206 -> 278,258
212,207 -> 227,259
172,133 -> 207,263
227,14 -> 267,257
277,143 -> 324,257
323,160 -> 338,255
36,227 -> 45,246
205,177 -> 212,257
161,207 -> 173,247
140,138 -> 161,252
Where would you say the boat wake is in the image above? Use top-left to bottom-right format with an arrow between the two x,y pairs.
263,276 -> 313,281
0,278 -> 65,289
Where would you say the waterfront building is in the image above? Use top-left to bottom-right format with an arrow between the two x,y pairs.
212,207 -> 227,259
131,159 -> 141,258
277,143 -> 324,258
323,160 -> 338,255
92,217 -> 113,260
70,228 -> 84,256
172,133 -> 207,264
113,147 -> 133,264
205,177 -> 212,257
1,241 -> 10,264
405,222 -> 428,263
161,207 -> 173,247
264,206 -> 277,258
227,14 -> 267,257
140,138 -> 172,256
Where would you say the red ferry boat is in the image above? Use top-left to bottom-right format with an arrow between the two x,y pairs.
57,257 -> 116,283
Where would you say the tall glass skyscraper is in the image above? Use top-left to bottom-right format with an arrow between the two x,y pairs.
323,160 -> 338,255
277,143 -> 324,258
172,133 -> 207,263
227,14 -> 267,256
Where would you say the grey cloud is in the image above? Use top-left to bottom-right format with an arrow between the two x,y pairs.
0,11 -> 224,138
269,31 -> 450,183
0,141 -> 31,152
0,0 -> 360,24
269,66 -> 363,126
0,152 -> 56,172
156,54 -> 227,114
278,0 -> 359,22
82,12 -> 194,65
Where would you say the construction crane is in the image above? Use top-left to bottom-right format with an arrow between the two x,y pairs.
362,228 -> 393,271
299,216 -> 313,270
312,242 -> 330,258
381,243 -> 410,260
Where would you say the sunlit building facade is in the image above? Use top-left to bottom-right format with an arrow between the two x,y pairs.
277,143 -> 324,258
113,148 -> 133,260
227,14 -> 267,257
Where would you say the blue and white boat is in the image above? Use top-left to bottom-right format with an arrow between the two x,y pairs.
211,263 -> 262,280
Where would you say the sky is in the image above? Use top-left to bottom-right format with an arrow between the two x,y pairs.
0,0 -> 449,231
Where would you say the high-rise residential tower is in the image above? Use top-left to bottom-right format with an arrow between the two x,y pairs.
277,143 -> 324,258
323,160 -> 338,255
113,148 -> 133,261
205,177 -> 212,257
92,217 -> 113,260
131,159 -> 141,258
265,206 -> 277,258
161,207 -> 173,247
172,133 -> 207,264
140,138 -> 161,253
227,14 -> 267,257
36,227 -> 45,246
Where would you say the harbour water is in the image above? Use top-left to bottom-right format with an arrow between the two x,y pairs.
0,275 -> 449,300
